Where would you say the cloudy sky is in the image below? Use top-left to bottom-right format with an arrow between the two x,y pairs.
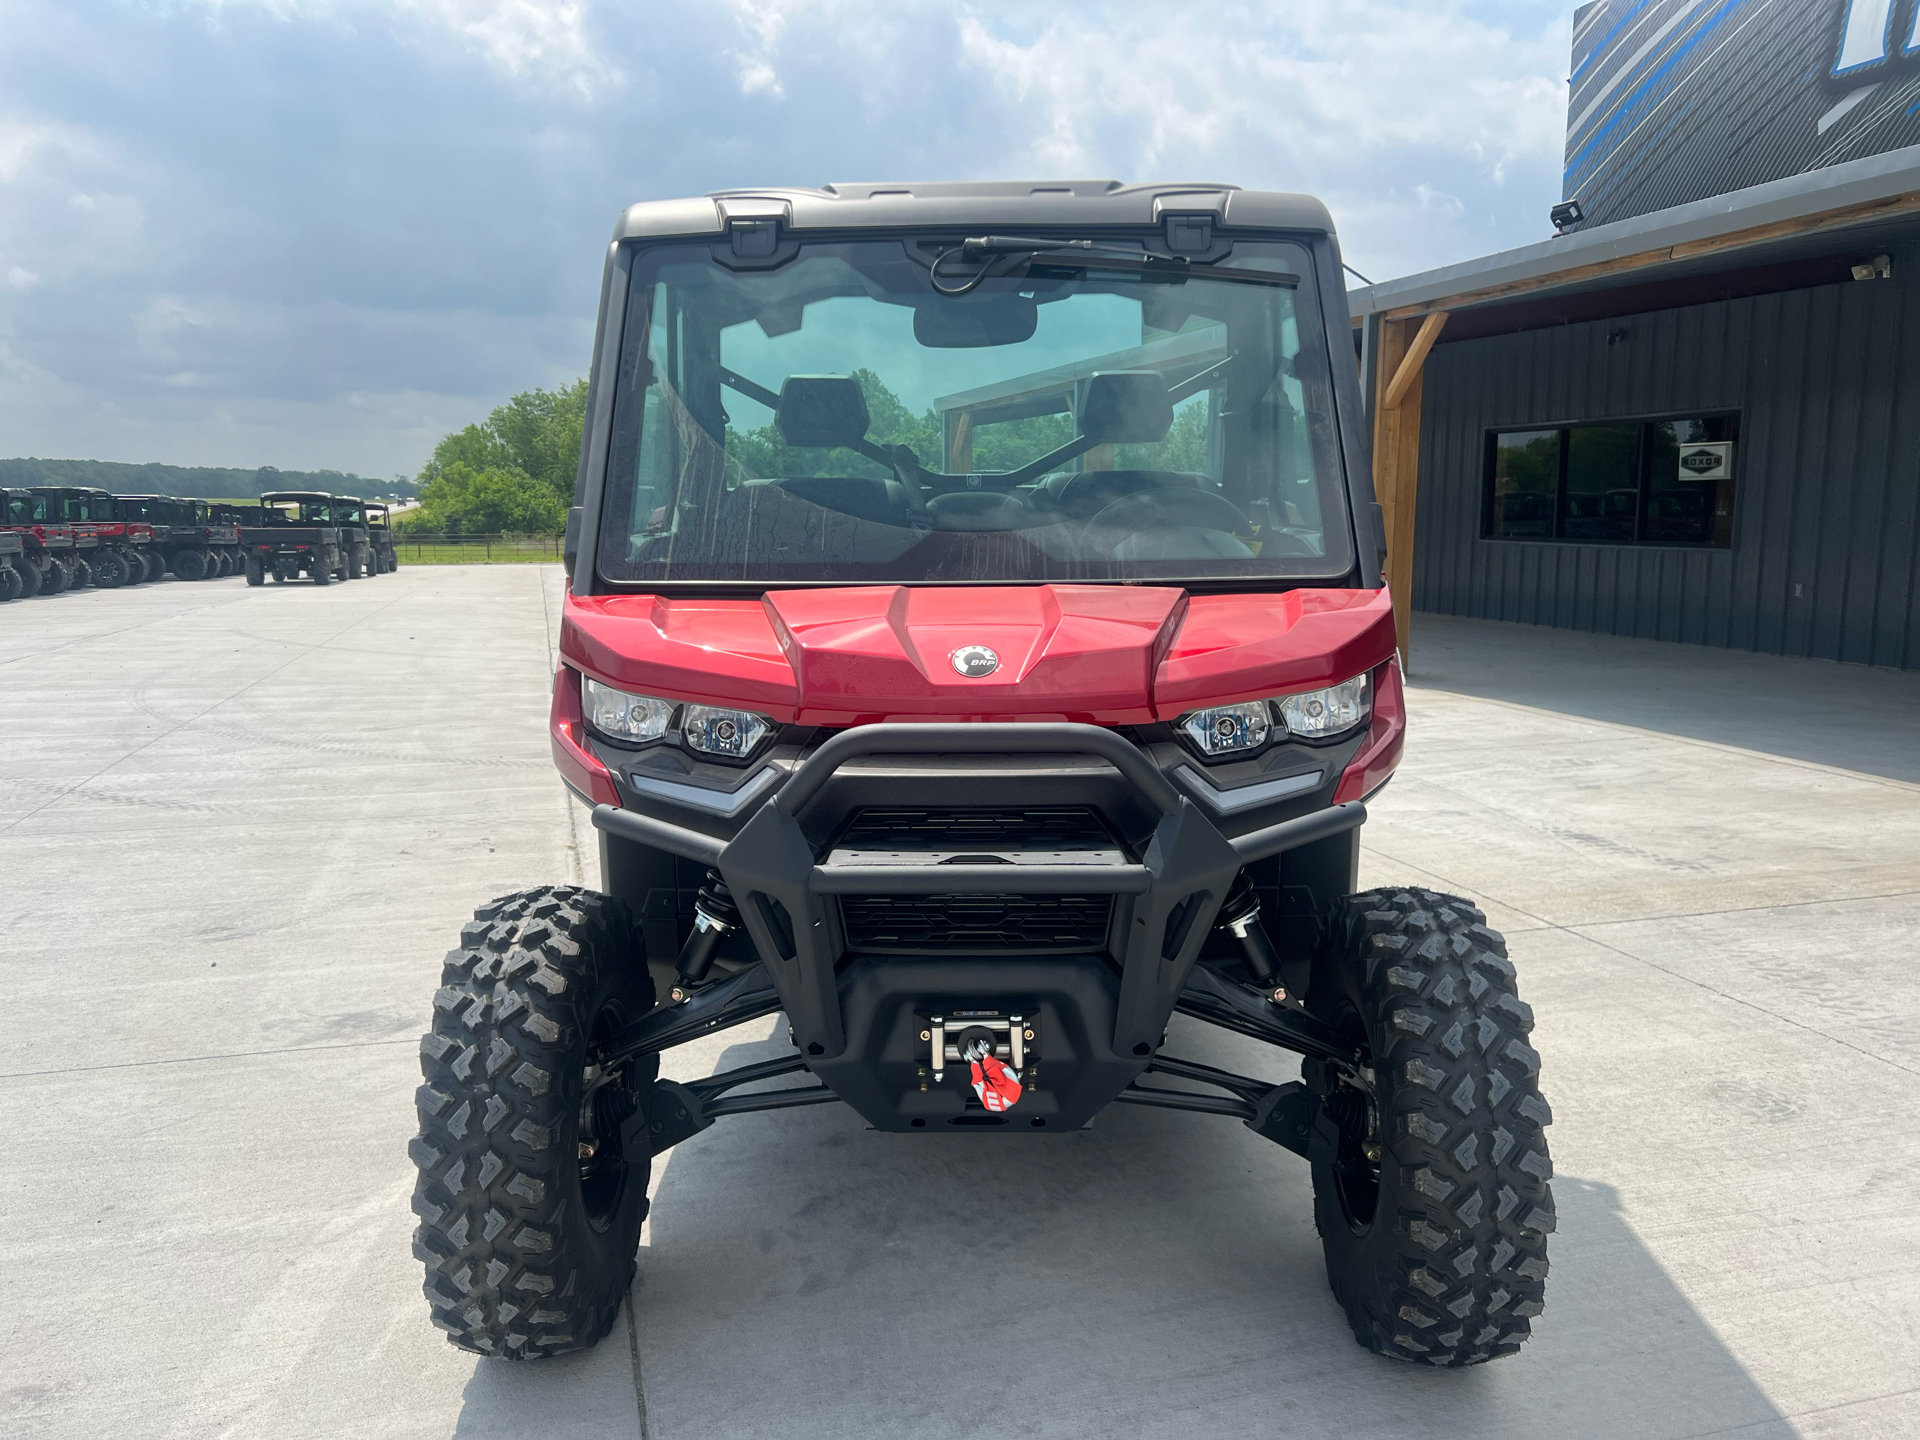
1,1 -> 1574,478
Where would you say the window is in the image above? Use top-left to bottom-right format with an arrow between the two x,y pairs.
1483,414 -> 1736,547
599,237 -> 1351,586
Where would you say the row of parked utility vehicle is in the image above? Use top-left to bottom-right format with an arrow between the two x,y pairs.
0,487 -> 399,600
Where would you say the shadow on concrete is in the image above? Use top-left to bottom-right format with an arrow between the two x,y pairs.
626,1020 -> 1785,1440
1409,613 -> 1920,784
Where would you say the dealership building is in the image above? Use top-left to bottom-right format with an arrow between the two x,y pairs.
1351,0 -> 1919,669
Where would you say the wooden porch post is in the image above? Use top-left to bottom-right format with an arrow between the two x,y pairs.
1370,309 -> 1447,667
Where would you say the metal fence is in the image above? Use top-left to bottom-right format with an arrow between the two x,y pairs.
394,533 -> 563,564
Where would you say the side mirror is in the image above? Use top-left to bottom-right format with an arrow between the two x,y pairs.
775,375 -> 871,448
1079,371 -> 1174,446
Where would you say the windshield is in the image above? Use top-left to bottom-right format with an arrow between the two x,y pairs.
598,237 -> 1350,586
331,501 -> 365,525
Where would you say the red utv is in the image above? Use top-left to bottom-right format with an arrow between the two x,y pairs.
0,487 -> 81,596
408,182 -> 1552,1369
27,486 -> 155,588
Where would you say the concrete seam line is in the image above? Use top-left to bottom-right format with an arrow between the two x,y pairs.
0,584 -> 421,837
627,1286 -> 651,1440
1358,842 -> 1919,1078
0,1035 -> 417,1082
1566,926 -> 1920,1079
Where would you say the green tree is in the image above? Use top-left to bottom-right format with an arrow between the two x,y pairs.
418,379 -> 588,508
398,461 -> 568,535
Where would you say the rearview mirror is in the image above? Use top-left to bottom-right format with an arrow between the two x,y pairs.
914,297 -> 1039,348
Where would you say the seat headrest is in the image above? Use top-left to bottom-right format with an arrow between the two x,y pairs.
775,376 -> 871,448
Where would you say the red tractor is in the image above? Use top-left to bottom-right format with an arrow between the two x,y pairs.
408,182 -> 1552,1369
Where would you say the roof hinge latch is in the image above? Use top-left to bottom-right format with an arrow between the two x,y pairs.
1164,213 -> 1214,256
729,218 -> 779,258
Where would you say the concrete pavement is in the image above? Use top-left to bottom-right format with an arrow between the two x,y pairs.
1,572 -> 1913,1438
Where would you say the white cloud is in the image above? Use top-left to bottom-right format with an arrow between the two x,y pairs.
1,0 -> 1577,474
189,0 -> 617,93
948,1 -> 1567,277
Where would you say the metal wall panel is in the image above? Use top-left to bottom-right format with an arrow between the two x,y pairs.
1565,1 -> 1920,230
1413,239 -> 1920,668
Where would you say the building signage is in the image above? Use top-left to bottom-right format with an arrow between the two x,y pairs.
1563,0 -> 1920,230
1677,442 -> 1733,480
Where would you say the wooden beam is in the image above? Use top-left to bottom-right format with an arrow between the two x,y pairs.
1378,188 -> 1920,321
1368,314 -> 1433,667
1382,310 -> 1447,409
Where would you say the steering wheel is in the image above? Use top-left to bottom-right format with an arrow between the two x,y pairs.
1085,487 -> 1251,546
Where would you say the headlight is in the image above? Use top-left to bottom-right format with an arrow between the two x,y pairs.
1178,701 -> 1272,757
582,676 -> 674,742
1175,672 -> 1372,758
682,703 -> 773,758
1276,673 -> 1370,739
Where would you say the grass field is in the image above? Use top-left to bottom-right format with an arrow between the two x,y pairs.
393,535 -> 561,564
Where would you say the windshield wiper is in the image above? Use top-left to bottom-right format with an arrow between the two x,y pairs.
932,236 -> 1297,294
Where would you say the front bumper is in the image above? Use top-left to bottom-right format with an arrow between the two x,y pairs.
591,722 -> 1363,1130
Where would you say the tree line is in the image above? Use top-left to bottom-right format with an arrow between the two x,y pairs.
0,457 -> 409,501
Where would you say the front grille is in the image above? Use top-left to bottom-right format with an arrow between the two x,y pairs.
840,892 -> 1114,953
829,806 -> 1123,862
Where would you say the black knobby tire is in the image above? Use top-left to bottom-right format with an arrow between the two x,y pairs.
244,556 -> 265,586
70,555 -> 93,588
410,886 -> 658,1359
0,564 -> 20,601
174,548 -> 208,581
91,550 -> 129,588
313,558 -> 333,586
38,557 -> 66,595
1306,888 -> 1554,1367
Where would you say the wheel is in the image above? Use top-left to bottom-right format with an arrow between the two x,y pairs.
70,555 -> 94,588
40,557 -> 69,594
15,557 -> 42,598
91,550 -> 130,588
348,547 -> 367,579
244,556 -> 265,586
1305,888 -> 1553,1367
0,563 -> 20,601
410,886 -> 657,1359
136,551 -> 157,583
313,560 -> 333,586
173,547 -> 208,582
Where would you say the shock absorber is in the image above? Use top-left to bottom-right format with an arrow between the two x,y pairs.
1215,871 -> 1282,987
675,872 -> 743,984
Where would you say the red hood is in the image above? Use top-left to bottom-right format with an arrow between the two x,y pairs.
562,584 -> 1395,726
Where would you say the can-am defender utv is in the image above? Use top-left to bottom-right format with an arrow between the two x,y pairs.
409,181 -> 1553,1369
27,486 -> 154,587
0,488 -> 78,596
116,495 -> 242,580
364,502 -> 399,572
241,492 -> 347,585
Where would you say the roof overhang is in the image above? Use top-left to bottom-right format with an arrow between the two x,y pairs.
612,181 -> 1336,243
1350,144 -> 1920,323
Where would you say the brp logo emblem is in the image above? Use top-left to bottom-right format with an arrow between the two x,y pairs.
950,645 -> 1000,678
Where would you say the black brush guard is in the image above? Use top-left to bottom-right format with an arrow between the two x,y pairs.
592,723 -> 1365,1135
